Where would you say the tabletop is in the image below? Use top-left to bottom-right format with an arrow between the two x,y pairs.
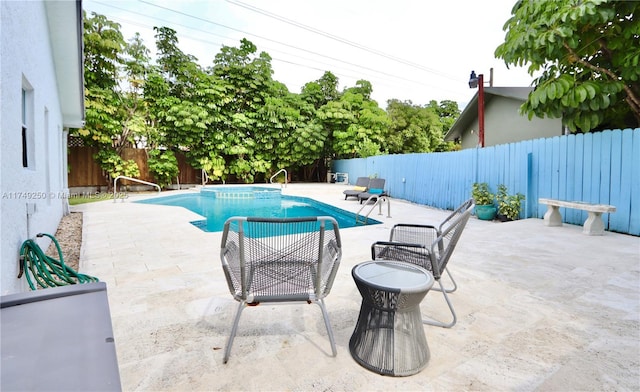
352,260 -> 434,293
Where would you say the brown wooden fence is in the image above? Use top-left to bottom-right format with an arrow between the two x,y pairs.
68,147 -> 201,187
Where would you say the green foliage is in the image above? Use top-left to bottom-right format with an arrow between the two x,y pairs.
471,182 -> 495,205
357,138 -> 383,158
210,38 -> 281,182
68,194 -> 115,205
83,11 -> 125,90
496,184 -> 525,220
82,12 -> 465,184
350,80 -> 373,100
301,72 -> 340,108
146,28 -> 228,179
386,99 -> 447,154
80,10 -> 152,190
94,149 -> 140,184
147,150 -> 179,189
257,88 -> 326,174
322,89 -> 390,159
81,11 -> 127,148
199,154 -> 226,182
495,0 -> 640,131
433,100 -> 461,150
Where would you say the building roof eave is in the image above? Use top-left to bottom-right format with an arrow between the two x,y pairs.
444,92 -> 479,141
44,0 -> 85,128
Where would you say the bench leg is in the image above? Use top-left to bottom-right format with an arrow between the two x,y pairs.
583,211 -> 606,235
543,205 -> 563,227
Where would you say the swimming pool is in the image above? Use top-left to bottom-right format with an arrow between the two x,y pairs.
135,186 -> 381,232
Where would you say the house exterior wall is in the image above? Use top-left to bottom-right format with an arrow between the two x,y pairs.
1,1 -> 70,294
460,96 -> 563,149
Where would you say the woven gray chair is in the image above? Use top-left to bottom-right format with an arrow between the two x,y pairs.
371,198 -> 474,328
344,177 -> 371,200
220,216 -> 342,363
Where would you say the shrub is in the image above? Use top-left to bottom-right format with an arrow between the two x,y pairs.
471,182 -> 495,205
148,149 -> 179,189
496,184 -> 525,220
95,149 -> 140,187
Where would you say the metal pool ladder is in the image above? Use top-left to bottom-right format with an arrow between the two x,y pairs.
113,176 -> 161,202
270,169 -> 287,188
356,195 -> 391,224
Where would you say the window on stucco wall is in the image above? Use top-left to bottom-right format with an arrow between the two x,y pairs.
21,78 -> 34,169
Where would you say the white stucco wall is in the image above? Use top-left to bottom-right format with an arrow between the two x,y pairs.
1,1 -> 69,294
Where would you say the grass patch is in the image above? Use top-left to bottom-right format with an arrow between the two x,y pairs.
68,192 -> 116,205
68,190 -> 161,205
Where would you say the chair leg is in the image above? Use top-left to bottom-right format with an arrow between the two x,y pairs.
315,298 -> 337,356
223,301 -> 246,364
431,267 -> 458,293
422,279 -> 457,328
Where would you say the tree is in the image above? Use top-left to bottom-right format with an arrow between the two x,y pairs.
495,0 -> 640,132
435,100 -> 461,134
315,79 -> 390,159
212,38 -> 276,182
80,12 -> 472,186
349,79 -> 373,101
81,11 -> 126,147
154,27 -> 201,99
257,82 -> 327,179
301,71 -> 341,109
80,11 -> 142,185
119,32 -> 152,152
385,100 -> 446,154
425,100 -> 458,152
146,27 -> 226,181
147,149 -> 179,189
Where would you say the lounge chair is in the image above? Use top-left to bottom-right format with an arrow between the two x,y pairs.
370,198 -> 474,328
343,176 -> 370,200
220,216 -> 342,363
358,178 -> 387,204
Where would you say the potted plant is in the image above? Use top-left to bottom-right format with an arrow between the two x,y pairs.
471,182 -> 497,220
496,184 -> 525,221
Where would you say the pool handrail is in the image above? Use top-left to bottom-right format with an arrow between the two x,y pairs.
113,176 -> 161,202
356,194 -> 391,224
270,169 -> 287,188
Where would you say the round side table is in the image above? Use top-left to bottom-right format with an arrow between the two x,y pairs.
349,260 -> 434,376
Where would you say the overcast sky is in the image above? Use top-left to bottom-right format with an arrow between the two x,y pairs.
84,0 -> 536,109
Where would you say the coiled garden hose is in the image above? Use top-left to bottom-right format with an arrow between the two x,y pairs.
18,233 -> 99,290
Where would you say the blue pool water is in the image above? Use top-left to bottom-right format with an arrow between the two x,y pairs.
135,187 -> 381,232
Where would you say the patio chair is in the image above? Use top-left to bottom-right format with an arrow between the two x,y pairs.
344,176 -> 371,200
220,216 -> 342,363
371,198 -> 474,328
358,178 -> 387,204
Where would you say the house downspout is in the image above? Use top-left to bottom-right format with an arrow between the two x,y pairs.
478,74 -> 485,148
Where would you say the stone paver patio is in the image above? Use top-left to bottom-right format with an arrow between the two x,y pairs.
74,183 -> 640,391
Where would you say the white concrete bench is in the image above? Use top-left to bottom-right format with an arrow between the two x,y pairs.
539,198 -> 616,236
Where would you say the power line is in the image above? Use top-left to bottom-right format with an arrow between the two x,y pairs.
92,2 -> 441,88
86,0 -> 467,101
127,0 -> 461,90
226,0 -> 462,82
106,11 -> 457,95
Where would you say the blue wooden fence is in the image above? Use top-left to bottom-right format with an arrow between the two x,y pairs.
333,128 -> 640,236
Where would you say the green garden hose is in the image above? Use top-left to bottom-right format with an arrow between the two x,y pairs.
18,233 -> 99,290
